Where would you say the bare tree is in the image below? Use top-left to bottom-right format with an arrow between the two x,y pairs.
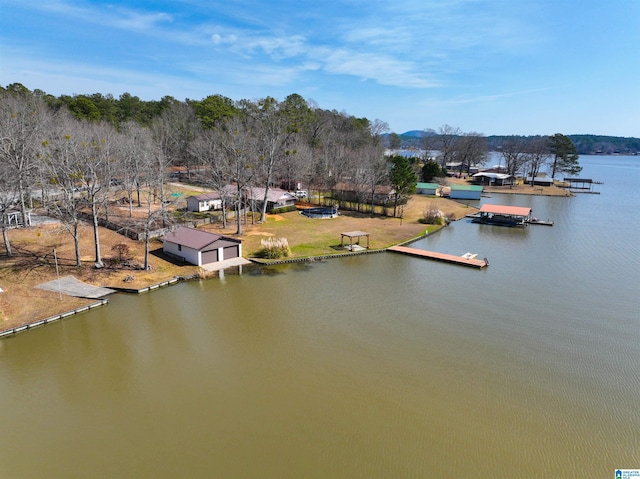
452,133 -> 487,174
41,113 -> 89,267
154,101 -> 199,180
0,91 -> 52,227
216,115 -> 256,235
77,121 -> 117,267
118,121 -> 154,213
524,137 -> 550,185
436,125 -> 462,169
190,127 -> 232,228
254,97 -> 286,222
0,160 -> 17,256
500,137 -> 529,177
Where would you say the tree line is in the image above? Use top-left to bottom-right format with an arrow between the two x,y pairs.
0,83 -> 396,268
0,83 -> 584,268
389,125 -> 582,182
392,129 -> 640,156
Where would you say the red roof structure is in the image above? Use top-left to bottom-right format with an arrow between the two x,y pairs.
479,204 -> 531,217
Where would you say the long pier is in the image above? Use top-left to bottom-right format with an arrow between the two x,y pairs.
388,245 -> 488,269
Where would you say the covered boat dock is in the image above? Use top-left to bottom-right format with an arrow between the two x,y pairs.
563,178 -> 601,194
473,204 -> 532,227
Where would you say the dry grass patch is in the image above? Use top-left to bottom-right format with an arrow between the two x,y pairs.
1,223 -> 199,330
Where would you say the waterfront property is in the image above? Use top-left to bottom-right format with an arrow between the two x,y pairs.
162,227 -> 242,266
449,184 -> 483,200
416,182 -> 439,195
473,204 -> 532,227
471,172 -> 515,187
332,183 -> 395,206
246,187 -> 296,212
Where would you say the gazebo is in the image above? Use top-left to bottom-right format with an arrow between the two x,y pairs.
340,231 -> 370,251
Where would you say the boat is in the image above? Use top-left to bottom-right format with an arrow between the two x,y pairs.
528,217 -> 554,226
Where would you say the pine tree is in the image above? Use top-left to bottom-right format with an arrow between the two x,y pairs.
548,133 -> 582,179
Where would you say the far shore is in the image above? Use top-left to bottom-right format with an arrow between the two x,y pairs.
0,184 -> 570,334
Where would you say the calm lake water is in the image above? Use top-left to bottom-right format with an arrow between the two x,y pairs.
1,156 -> 638,478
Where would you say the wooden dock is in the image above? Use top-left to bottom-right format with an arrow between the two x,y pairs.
388,245 -> 488,269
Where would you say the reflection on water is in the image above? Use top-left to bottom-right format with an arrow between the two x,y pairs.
0,156 -> 638,478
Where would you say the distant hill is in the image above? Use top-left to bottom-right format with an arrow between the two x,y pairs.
385,131 -> 640,156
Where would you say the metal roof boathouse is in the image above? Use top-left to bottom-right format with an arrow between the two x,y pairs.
473,204 -> 532,227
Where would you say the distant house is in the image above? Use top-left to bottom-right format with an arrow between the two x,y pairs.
471,172 -> 515,187
416,183 -> 439,195
332,183 -> 395,205
186,192 -> 223,212
245,187 -> 296,212
162,227 -> 242,266
449,184 -> 483,200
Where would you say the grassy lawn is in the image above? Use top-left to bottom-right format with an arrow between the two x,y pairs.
199,194 -> 475,258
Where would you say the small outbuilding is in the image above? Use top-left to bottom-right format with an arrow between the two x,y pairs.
449,184 -> 483,200
471,172 -> 515,187
162,227 -> 242,266
186,192 -> 223,213
416,183 -> 439,195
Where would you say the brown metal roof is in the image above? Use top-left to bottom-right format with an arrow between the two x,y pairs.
479,204 -> 531,216
163,227 -> 240,250
190,192 -> 221,201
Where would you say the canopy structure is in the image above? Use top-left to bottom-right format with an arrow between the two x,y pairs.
478,204 -> 532,217
474,204 -> 532,227
340,231 -> 370,251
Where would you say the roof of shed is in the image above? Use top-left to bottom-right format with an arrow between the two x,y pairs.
163,227 -> 240,250
189,192 -> 221,201
450,184 -> 483,191
479,204 -> 532,216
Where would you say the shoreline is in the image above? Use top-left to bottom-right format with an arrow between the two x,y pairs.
0,226 -> 443,338
0,185 -> 567,338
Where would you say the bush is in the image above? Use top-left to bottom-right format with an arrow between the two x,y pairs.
111,243 -> 132,262
270,205 -> 297,214
256,237 -> 291,259
418,205 -> 445,225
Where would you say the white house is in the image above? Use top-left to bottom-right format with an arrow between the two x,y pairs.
186,192 -> 223,213
471,172 -> 515,187
162,227 -> 242,266
246,187 -> 296,211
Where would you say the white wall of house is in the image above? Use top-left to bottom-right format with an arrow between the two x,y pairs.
163,241 -> 201,265
186,197 -> 222,212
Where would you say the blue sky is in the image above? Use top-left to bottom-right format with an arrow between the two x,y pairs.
1,0 -> 638,136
